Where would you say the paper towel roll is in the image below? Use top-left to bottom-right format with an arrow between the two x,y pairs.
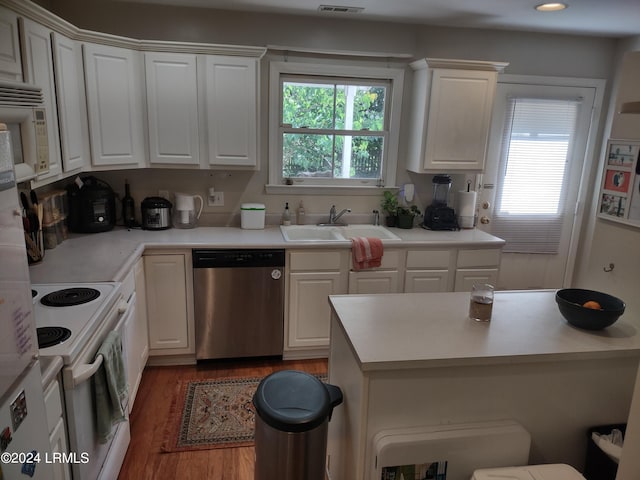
457,191 -> 477,229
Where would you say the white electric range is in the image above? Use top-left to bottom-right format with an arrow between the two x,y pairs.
31,281 -> 131,480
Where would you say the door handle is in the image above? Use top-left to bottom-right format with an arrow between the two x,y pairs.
480,216 -> 491,224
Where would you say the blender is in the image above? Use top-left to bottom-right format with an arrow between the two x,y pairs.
173,192 -> 203,228
422,174 -> 459,230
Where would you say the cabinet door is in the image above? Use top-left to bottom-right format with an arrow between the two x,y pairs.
144,254 -> 190,352
423,69 -> 497,171
204,56 -> 257,167
133,257 -> 149,383
288,271 -> 344,349
83,43 -> 146,167
404,270 -> 449,293
19,18 -> 62,181
52,32 -> 90,173
348,270 -> 399,294
0,6 -> 22,81
49,418 -> 71,480
454,268 -> 499,292
145,52 -> 200,165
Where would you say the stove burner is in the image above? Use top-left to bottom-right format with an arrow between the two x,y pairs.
37,327 -> 72,349
41,288 -> 100,307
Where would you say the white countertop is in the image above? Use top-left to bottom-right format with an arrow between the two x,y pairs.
28,225 -> 504,283
329,290 -> 640,371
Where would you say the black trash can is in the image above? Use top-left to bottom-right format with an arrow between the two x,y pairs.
252,370 -> 343,480
583,423 -> 626,480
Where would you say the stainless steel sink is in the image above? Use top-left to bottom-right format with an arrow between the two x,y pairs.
280,225 -> 401,242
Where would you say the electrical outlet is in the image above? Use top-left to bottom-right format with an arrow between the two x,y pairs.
208,192 -> 224,207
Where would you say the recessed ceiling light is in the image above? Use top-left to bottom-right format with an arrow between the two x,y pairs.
535,2 -> 568,12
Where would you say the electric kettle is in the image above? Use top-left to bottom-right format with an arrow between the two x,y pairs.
173,192 -> 203,228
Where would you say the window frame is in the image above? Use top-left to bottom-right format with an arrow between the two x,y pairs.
268,60 -> 404,193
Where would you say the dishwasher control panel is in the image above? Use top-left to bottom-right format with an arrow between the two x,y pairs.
192,249 -> 285,268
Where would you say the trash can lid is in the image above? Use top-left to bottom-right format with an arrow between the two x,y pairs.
253,370 -> 338,433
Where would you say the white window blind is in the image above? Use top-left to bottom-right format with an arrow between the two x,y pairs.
491,97 -> 581,254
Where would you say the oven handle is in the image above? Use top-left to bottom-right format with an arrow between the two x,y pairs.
69,297 -> 129,387
72,354 -> 104,386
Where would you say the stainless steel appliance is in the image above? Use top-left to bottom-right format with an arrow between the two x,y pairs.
193,249 -> 285,359
32,281 -> 131,480
0,123 -> 54,479
66,176 -> 116,233
141,196 -> 172,230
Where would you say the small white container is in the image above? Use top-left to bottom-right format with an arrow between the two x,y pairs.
241,203 -> 266,229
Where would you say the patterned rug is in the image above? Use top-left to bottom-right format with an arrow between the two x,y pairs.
162,373 -> 326,453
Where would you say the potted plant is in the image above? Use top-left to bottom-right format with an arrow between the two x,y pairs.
396,204 -> 422,229
381,191 -> 399,227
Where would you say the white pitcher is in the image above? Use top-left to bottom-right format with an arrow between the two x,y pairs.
173,192 -> 203,228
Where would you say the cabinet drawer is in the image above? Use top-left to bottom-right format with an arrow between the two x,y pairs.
289,250 -> 344,271
44,378 -> 63,435
406,250 -> 451,269
457,249 -> 501,268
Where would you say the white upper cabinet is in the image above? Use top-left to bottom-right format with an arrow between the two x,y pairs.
19,18 -> 62,181
83,43 -> 146,168
0,6 -> 22,81
407,58 -> 508,173
51,32 -> 90,174
145,52 -> 200,166
203,56 -> 258,167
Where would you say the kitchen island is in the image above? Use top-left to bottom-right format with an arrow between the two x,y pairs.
327,290 -> 640,479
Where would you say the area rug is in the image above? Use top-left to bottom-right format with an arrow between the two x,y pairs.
162,373 -> 326,453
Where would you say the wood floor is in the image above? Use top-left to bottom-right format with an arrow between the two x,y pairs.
118,357 -> 328,480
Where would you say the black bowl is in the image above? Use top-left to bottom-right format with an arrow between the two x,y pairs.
555,289 -> 625,330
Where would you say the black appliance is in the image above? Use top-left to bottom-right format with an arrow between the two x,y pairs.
422,174 -> 459,231
66,176 -> 116,233
141,196 -> 172,230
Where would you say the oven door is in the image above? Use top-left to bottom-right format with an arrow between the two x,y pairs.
61,294 -> 131,480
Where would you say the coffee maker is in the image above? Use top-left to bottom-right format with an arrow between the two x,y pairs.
422,174 -> 459,231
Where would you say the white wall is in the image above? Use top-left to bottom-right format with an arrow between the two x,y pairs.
574,47 -> 640,324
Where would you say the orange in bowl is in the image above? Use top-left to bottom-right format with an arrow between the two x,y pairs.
582,301 -> 602,310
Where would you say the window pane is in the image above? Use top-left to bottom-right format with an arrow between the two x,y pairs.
334,135 -> 384,179
283,133 -> 384,179
334,85 -> 386,131
282,82 -> 335,129
283,133 -> 333,177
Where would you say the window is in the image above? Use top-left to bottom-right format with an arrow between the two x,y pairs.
268,61 -> 404,191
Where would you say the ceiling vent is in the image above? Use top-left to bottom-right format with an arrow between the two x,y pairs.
318,5 -> 364,14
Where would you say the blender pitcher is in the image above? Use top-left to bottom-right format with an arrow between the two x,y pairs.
173,192 -> 203,228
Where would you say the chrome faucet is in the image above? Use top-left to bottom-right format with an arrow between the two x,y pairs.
372,210 -> 380,226
328,205 -> 351,224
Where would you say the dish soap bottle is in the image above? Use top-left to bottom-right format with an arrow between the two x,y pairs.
122,179 -> 136,228
282,202 -> 291,226
297,201 -> 305,225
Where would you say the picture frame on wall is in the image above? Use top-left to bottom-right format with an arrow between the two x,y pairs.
598,139 -> 640,225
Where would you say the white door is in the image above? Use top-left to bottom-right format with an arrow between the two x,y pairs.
478,79 -> 599,289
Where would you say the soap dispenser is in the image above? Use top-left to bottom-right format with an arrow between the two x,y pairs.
282,202 -> 291,226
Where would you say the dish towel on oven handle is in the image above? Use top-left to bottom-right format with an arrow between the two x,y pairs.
351,236 -> 384,271
94,331 -> 128,444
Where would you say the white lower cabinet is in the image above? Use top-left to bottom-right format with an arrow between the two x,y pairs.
454,248 -> 501,291
404,249 -> 452,293
285,250 -> 348,358
348,249 -> 403,294
44,378 -> 71,480
120,259 -> 149,412
144,252 -> 195,359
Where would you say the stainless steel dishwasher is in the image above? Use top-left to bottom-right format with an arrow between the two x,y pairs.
192,249 -> 285,359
